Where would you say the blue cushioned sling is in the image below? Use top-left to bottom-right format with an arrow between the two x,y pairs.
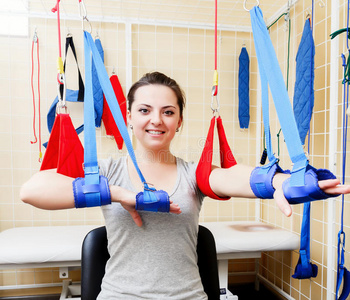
73,31 -> 169,212
238,47 -> 250,129
293,19 -> 315,146
91,38 -> 104,128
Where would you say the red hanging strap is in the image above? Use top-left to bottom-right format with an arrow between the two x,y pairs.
102,74 -> 127,150
40,114 -> 84,178
196,0 -> 237,200
196,116 -> 237,200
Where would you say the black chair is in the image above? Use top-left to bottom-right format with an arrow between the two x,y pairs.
81,225 -> 220,300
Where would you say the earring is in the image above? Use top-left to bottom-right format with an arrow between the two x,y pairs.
176,128 -> 179,132
130,125 -> 133,130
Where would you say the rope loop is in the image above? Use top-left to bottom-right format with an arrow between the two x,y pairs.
243,0 -> 260,12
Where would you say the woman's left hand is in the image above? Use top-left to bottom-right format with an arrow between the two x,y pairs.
273,177 -> 350,218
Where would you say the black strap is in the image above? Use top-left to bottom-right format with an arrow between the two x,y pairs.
59,36 -> 84,102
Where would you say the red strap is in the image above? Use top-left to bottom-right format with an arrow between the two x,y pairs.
41,114 -> 84,178
217,116 -> 237,168
102,74 -> 127,150
196,116 -> 237,200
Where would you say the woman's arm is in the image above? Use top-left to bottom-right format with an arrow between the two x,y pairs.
21,170 -> 181,226
209,164 -> 350,217
20,169 -> 76,210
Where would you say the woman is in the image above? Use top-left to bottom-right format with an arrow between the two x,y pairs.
21,72 -> 349,299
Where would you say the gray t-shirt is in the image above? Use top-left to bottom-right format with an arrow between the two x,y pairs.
97,156 -> 207,300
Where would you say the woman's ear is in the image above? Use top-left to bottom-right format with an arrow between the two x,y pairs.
177,117 -> 183,130
127,110 -> 131,125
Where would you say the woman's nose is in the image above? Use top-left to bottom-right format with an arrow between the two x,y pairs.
150,112 -> 162,125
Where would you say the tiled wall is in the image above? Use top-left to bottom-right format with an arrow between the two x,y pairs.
1,0 -> 349,299
0,2 -> 258,293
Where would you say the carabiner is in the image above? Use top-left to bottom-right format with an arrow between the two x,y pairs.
57,73 -> 67,109
79,0 -> 92,33
243,0 -> 260,12
211,95 -> 220,116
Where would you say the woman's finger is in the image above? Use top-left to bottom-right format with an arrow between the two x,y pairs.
129,210 -> 143,227
274,189 -> 292,217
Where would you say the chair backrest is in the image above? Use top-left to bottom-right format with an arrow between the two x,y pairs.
81,225 -> 220,300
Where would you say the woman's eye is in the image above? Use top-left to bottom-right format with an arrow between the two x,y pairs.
139,108 -> 149,114
164,110 -> 175,115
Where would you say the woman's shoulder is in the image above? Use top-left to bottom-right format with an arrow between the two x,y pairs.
176,157 -> 198,176
99,156 -> 127,179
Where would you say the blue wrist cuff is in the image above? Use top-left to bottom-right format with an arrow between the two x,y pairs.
283,166 -> 339,204
250,161 -> 286,199
73,176 -> 111,208
136,189 -> 170,213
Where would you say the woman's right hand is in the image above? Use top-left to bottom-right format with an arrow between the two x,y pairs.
110,186 -> 181,227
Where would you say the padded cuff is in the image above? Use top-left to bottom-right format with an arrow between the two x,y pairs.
135,190 -> 170,213
250,162 -> 285,199
283,166 -> 338,205
73,176 -> 111,208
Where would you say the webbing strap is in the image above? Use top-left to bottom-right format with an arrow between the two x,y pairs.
83,34 -> 100,206
83,31 -> 157,201
250,7 -> 308,186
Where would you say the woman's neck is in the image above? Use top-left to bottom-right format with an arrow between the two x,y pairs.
134,147 -> 176,165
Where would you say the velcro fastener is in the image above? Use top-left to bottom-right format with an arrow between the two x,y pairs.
250,162 -> 287,199
283,166 -> 338,204
135,190 -> 170,213
72,175 -> 111,208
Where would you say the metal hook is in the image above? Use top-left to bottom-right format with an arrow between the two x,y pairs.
318,0 -> 325,8
243,0 -> 260,12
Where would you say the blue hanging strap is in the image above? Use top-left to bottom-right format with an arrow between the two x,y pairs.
291,17 -> 316,279
73,31 -> 169,212
238,47 -> 250,129
292,202 -> 318,279
335,52 -> 350,300
249,7 -> 288,200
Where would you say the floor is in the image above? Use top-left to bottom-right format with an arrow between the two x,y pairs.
228,283 -> 282,300
0,283 -> 282,300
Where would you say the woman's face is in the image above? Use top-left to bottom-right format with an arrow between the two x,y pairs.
127,84 -> 182,152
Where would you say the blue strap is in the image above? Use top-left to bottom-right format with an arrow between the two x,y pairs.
91,38 -> 104,127
238,47 -> 250,129
250,7 -> 308,187
292,202 -> 318,279
83,31 -> 160,207
83,34 -> 101,206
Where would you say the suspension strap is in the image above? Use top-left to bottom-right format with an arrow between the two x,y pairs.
79,31 -> 169,211
196,0 -> 237,200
